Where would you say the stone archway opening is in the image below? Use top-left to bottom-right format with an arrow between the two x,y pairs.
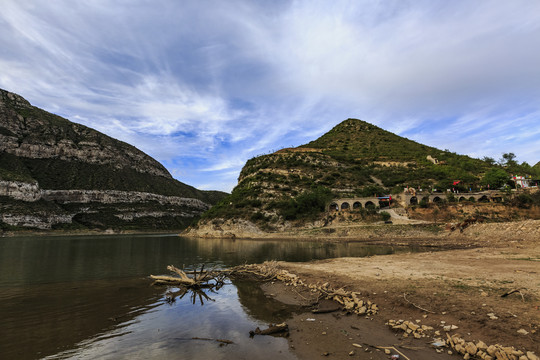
469,197 -> 476,202
479,195 -> 489,203
341,202 -> 350,211
365,201 -> 375,209
353,201 -> 361,210
432,196 -> 441,203
329,203 -> 339,211
410,196 -> 418,205
459,196 -> 467,202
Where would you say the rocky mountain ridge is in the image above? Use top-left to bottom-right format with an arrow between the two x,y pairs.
0,90 -> 170,178
0,89 -> 226,231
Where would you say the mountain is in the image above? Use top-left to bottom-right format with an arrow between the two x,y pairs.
192,118 -> 518,233
0,89 -> 227,231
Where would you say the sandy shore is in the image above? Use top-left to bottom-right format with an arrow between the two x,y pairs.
254,220 -> 540,359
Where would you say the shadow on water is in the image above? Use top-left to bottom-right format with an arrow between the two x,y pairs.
0,234 -> 431,359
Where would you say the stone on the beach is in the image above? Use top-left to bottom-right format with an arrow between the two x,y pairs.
517,329 -> 529,335
358,306 -> 367,315
476,341 -> 488,351
465,342 -> 477,355
486,345 -> 497,356
527,351 -> 539,360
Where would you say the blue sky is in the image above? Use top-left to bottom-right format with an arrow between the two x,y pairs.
1,1 -> 539,192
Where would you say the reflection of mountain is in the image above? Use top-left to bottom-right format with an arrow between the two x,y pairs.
0,278 -> 162,360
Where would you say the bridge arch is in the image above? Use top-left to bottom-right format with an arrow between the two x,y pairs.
469,196 -> 476,202
365,201 -> 375,209
353,201 -> 362,209
479,195 -> 489,202
432,196 -> 442,203
410,196 -> 418,205
341,202 -> 350,210
329,203 -> 338,211
459,196 -> 467,202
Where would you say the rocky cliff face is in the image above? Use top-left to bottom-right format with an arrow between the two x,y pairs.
0,89 -> 171,178
0,89 -> 226,231
0,180 -> 41,201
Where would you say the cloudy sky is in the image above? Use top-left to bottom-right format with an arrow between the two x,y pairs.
1,1 -> 539,192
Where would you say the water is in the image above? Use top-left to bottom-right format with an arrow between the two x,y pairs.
0,234 -> 424,359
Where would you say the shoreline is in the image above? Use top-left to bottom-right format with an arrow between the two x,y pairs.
247,225 -> 540,359
0,228 -> 182,238
184,219 -> 540,246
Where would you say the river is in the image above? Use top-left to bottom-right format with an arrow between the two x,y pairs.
0,234 -> 424,359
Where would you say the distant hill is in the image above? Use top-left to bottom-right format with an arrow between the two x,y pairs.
194,118 -> 531,230
0,89 -> 227,231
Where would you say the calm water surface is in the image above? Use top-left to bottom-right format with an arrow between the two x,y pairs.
0,234 -> 425,359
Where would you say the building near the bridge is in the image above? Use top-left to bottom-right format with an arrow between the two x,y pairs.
511,175 -> 535,188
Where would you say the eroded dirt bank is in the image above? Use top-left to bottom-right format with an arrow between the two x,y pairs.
185,218 -> 540,244
245,221 -> 540,359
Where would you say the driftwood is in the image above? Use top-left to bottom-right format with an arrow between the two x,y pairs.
501,288 -> 526,301
249,323 -> 289,337
150,264 -> 227,289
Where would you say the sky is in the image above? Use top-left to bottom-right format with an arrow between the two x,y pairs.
1,1 -> 539,192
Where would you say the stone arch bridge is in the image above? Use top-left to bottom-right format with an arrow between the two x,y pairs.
329,197 -> 389,211
329,191 -> 504,211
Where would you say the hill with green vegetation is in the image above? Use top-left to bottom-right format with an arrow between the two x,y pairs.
194,118 -> 538,231
0,88 -> 226,231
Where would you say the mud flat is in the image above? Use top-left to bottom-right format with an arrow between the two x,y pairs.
245,221 -> 540,359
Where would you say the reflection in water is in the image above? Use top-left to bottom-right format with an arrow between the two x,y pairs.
42,283 -> 296,360
0,234 -> 429,359
165,286 -> 219,306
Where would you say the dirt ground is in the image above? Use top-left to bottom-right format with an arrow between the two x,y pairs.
258,220 -> 540,359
